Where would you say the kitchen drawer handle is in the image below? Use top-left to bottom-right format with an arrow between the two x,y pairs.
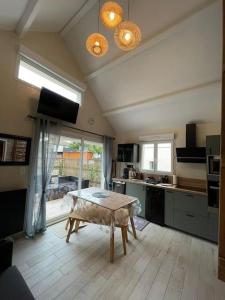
185,194 -> 194,197
186,213 -> 195,218
209,186 -> 219,190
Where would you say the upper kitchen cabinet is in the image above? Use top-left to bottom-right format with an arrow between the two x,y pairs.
117,144 -> 139,163
206,135 -> 221,155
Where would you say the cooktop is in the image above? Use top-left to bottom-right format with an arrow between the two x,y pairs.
145,178 -> 161,185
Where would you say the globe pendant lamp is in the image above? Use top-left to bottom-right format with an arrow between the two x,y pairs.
114,0 -> 141,51
114,20 -> 141,51
86,0 -> 109,57
100,1 -> 123,29
86,33 -> 108,57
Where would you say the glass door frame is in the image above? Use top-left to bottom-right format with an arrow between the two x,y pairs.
81,137 -> 104,190
46,132 -> 104,225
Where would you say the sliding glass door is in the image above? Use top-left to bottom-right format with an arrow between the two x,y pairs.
46,135 -> 103,223
82,140 -> 103,188
46,136 -> 82,222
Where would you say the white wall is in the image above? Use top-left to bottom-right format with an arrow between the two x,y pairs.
115,122 -> 221,180
0,31 -> 114,191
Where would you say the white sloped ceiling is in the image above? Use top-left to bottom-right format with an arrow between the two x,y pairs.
1,0 -> 221,133
63,0 -> 222,133
0,0 -> 29,30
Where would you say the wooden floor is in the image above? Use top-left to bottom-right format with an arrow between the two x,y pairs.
13,221 -> 225,300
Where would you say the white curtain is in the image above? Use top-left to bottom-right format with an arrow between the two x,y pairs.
24,118 -> 60,237
103,136 -> 113,190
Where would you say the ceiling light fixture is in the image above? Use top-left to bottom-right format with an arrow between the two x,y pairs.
100,1 -> 123,29
114,0 -> 141,51
86,0 -> 109,57
86,33 -> 108,57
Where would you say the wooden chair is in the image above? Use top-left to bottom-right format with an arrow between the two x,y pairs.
66,205 -> 133,257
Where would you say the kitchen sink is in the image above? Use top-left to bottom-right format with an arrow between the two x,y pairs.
159,183 -> 173,187
130,179 -> 142,181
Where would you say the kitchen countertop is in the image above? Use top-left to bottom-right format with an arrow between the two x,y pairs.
112,178 -> 207,196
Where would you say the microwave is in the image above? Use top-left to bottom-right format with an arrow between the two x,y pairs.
208,155 -> 220,176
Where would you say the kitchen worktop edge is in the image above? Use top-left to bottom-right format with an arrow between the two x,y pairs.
112,178 -> 207,196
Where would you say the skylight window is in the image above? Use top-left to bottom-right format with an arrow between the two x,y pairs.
17,54 -> 84,105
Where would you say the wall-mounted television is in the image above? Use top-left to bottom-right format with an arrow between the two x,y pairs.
37,88 -> 80,124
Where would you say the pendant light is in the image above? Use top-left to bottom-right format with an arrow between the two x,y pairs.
86,0 -> 109,57
100,1 -> 123,29
86,33 -> 108,57
114,0 -> 141,51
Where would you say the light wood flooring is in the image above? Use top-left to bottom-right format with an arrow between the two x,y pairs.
13,221 -> 225,300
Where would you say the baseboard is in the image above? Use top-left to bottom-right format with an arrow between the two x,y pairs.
46,214 -> 68,226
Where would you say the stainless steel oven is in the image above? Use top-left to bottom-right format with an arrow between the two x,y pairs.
208,155 -> 220,176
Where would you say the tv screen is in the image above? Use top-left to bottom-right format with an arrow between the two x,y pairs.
37,88 -> 79,124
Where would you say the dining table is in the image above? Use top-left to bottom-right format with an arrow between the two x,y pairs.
67,187 -> 138,262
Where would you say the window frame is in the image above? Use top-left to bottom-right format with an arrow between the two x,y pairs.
140,140 -> 174,174
16,46 -> 86,105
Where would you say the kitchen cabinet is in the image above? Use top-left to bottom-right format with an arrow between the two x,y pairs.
119,180 -> 218,242
173,211 -> 208,239
165,190 -> 175,227
173,210 -> 199,236
117,144 -> 139,163
173,192 -> 208,216
164,189 -> 213,240
173,191 -> 208,237
112,181 -> 126,194
126,182 -> 146,218
206,135 -> 220,155
208,212 -> 218,242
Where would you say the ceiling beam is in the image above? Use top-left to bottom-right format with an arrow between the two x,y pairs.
102,79 -> 221,117
16,0 -> 41,38
85,0 -> 218,81
60,0 -> 98,37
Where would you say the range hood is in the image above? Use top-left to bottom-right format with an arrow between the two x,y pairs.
176,124 -> 206,163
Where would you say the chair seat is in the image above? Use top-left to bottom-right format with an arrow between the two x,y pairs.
69,205 -> 129,226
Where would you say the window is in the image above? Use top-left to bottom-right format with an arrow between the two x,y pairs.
17,53 -> 84,105
141,141 -> 173,173
142,143 -> 154,171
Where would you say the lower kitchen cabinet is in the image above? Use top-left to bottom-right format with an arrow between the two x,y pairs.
126,182 -> 146,218
173,192 -> 208,217
165,190 -> 174,227
124,181 -> 218,242
173,210 -> 199,236
165,189 -> 218,242
173,210 -> 208,239
208,212 -> 219,242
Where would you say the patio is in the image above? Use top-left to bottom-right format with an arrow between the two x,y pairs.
46,197 -> 71,222
46,143 -> 103,222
